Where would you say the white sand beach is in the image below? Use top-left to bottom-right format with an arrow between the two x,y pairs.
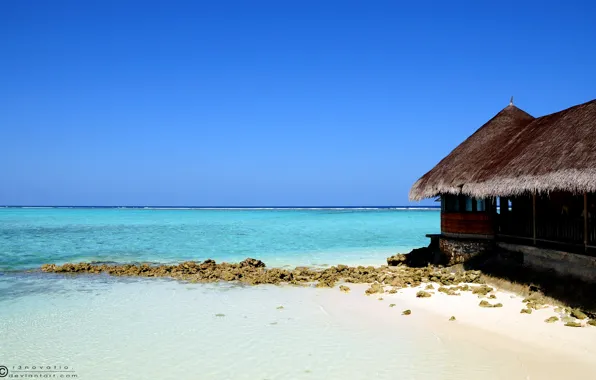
331,283 -> 596,379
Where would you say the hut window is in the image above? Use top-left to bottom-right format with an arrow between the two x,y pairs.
465,197 -> 473,212
443,195 -> 488,213
443,195 -> 460,212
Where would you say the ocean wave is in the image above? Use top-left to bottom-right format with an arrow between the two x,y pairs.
2,206 -> 440,211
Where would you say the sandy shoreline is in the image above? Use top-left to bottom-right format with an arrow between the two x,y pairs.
3,270 -> 596,379
328,282 -> 596,378
30,259 -> 596,378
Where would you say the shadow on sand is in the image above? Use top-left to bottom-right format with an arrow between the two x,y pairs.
463,250 -> 596,314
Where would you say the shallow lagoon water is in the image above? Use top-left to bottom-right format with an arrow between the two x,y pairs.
0,274 -> 539,380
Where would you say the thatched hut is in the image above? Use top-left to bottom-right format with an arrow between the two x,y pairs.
410,99 -> 596,279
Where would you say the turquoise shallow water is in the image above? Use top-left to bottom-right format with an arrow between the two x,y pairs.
0,208 -> 439,270
0,274 -> 525,380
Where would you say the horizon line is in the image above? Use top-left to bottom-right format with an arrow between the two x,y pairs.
0,205 -> 440,209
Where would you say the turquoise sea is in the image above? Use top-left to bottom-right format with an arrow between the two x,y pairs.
0,207 -> 439,271
0,208 -> 580,380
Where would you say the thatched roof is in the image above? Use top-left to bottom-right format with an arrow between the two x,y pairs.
409,99 -> 596,201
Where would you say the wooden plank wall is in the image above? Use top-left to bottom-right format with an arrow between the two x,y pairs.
441,212 -> 494,235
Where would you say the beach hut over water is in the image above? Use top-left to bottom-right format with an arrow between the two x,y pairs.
409,99 -> 596,280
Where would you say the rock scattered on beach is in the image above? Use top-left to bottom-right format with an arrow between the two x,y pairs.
402,309 -> 411,315
522,294 -> 547,310
437,286 -> 461,296
425,284 -> 435,290
520,308 -> 532,314
571,309 -> 587,320
545,316 -> 559,323
561,315 -> 576,323
488,294 -> 497,299
564,322 -> 582,327
525,301 -> 546,310
449,316 -> 456,321
276,306 -> 284,310
416,291 -> 432,298
479,300 -> 502,308
215,313 -> 225,317
471,285 -> 494,296
389,304 -> 396,308
378,297 -> 384,301
365,282 -> 384,295
588,319 -> 596,327
339,285 -> 351,293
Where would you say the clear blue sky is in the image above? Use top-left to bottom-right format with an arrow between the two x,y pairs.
1,0 -> 595,206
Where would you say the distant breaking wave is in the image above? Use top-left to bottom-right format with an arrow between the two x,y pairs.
1,206 -> 440,210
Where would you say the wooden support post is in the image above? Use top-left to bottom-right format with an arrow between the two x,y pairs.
532,192 -> 536,245
584,193 -> 588,252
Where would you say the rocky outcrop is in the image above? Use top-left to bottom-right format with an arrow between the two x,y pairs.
386,254 -> 407,266
387,246 -> 435,268
240,258 -> 265,268
40,258 -> 485,288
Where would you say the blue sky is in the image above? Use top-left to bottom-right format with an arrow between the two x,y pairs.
1,0 -> 595,206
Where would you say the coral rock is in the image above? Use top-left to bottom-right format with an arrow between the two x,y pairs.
365,282 -> 384,295
545,316 -> 559,323
479,300 -> 502,308
571,309 -> 588,320
471,285 -> 493,296
339,285 -> 350,293
565,322 -> 582,327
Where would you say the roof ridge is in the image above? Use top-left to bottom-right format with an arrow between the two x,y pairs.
534,98 -> 596,119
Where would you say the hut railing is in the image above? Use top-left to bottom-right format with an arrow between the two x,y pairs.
535,216 -> 584,244
497,214 -> 596,257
